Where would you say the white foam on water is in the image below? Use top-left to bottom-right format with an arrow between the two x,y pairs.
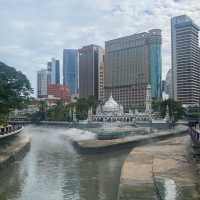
164,178 -> 177,200
61,128 -> 97,141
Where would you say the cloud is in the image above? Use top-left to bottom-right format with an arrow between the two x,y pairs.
0,0 -> 200,95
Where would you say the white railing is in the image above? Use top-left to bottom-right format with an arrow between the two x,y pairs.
0,125 -> 22,136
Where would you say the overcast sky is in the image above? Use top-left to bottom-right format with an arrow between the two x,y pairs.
0,0 -> 200,95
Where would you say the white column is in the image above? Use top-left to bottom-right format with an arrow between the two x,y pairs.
145,84 -> 152,113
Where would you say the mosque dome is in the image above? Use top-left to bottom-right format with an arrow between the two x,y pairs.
102,95 -> 123,114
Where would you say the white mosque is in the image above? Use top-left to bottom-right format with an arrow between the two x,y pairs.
88,85 -> 153,123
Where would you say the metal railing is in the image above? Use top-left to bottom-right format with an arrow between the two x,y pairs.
189,127 -> 200,144
0,124 -> 22,135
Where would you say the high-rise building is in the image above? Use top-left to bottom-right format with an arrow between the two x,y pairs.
98,49 -> 105,102
162,80 -> 166,93
171,15 -> 200,106
79,44 -> 104,99
63,49 -> 79,95
37,69 -> 51,98
47,61 -> 52,72
104,29 -> 162,111
48,58 -> 60,84
165,69 -> 172,98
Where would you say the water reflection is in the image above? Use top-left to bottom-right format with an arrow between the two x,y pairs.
79,152 -> 127,200
0,161 -> 25,200
0,125 -> 129,200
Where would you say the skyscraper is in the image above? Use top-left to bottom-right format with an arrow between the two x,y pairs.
98,49 -> 105,102
79,44 -> 104,99
48,58 -> 60,85
149,30 -> 162,99
171,15 -> 200,106
63,49 -> 79,95
104,29 -> 162,111
47,61 -> 52,72
37,69 -> 51,98
165,69 -> 172,98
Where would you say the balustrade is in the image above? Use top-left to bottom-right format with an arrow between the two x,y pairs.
0,125 -> 22,136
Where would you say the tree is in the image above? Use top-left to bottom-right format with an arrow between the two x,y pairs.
160,99 -> 184,122
87,96 -> 98,110
152,99 -> 161,112
38,100 -> 48,121
75,96 -> 98,120
51,101 -> 66,121
30,96 -> 98,122
0,62 -> 32,124
152,99 -> 184,122
76,98 -> 89,120
185,106 -> 200,121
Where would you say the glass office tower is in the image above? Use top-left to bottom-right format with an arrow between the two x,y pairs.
149,29 -> 162,99
63,49 -> 79,95
48,58 -> 60,85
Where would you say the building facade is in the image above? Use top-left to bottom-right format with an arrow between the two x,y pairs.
171,15 -> 200,106
47,61 -> 52,72
48,58 -> 60,85
98,49 -> 105,102
37,69 -> 51,98
48,84 -> 71,102
63,49 -> 79,95
104,29 -> 162,111
79,44 -> 104,99
165,69 -> 172,98
148,30 -> 162,99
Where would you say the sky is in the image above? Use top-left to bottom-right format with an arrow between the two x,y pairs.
0,0 -> 200,95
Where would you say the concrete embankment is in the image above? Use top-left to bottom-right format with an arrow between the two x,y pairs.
0,134 -> 31,169
73,126 -> 188,154
118,136 -> 200,200
10,121 -> 102,128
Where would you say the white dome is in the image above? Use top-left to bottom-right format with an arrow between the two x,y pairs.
103,95 -> 122,113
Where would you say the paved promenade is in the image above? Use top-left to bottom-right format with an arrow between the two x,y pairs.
0,134 -> 31,168
118,135 -> 200,200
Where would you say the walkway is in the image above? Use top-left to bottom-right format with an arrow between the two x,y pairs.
0,134 -> 31,169
118,136 -> 200,200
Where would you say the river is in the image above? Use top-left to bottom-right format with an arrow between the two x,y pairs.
0,125 -> 129,200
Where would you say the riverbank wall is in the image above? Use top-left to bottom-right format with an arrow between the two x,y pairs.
9,121 -> 102,129
0,134 -> 31,169
73,126 -> 188,154
118,135 -> 200,200
9,120 -> 187,130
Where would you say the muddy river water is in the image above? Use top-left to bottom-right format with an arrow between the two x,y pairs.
0,125 -> 129,200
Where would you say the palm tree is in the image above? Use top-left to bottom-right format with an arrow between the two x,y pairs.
39,100 -> 48,121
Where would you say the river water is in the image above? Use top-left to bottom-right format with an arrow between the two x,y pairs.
0,125 -> 129,200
